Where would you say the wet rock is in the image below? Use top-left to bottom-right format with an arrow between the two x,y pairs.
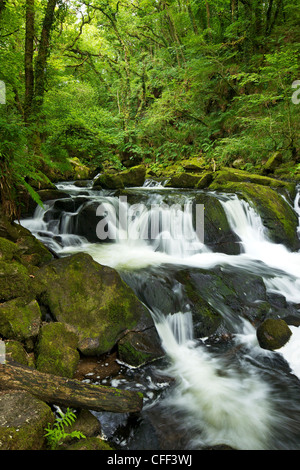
35,322 -> 80,378
0,261 -> 31,302
256,318 -> 292,351
0,390 -> 54,450
33,252 -> 154,356
118,327 -> 164,367
193,193 -> 241,255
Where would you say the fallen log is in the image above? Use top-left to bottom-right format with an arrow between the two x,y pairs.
0,360 -> 143,413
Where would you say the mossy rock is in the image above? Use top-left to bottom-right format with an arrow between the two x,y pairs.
181,157 -> 207,172
33,253 -> 152,355
165,172 -> 212,189
208,181 -> 299,251
210,168 -> 296,198
0,237 -> 18,261
68,157 -> 91,180
119,165 -> 146,187
0,390 -> 54,450
35,322 -> 80,378
256,318 -> 292,351
0,260 -> 32,302
118,328 -> 164,367
15,234 -> 53,267
0,297 -> 42,350
93,172 -> 125,189
5,340 -> 35,367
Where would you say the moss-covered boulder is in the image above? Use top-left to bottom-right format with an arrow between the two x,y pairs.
165,172 -> 213,189
0,390 -> 54,450
0,260 -> 32,302
208,181 -> 299,251
68,157 -> 91,180
35,322 -> 80,378
93,172 -> 125,189
210,168 -> 296,198
119,165 -> 146,187
33,253 -> 153,355
0,297 -> 42,350
256,318 -> 292,351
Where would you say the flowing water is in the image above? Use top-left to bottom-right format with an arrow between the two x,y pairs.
20,179 -> 300,450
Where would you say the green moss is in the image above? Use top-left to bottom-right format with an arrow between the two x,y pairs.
65,437 -> 114,450
5,340 -> 33,366
0,237 -> 18,261
36,322 -> 80,378
0,260 -> 31,302
210,167 -> 296,198
34,253 -> 150,355
0,297 -> 42,349
256,318 -> 292,350
119,165 -> 146,187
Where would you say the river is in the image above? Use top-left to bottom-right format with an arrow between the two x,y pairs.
21,179 -> 300,450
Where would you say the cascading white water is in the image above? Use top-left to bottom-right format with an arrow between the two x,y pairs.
20,181 -> 300,450
154,312 -> 276,450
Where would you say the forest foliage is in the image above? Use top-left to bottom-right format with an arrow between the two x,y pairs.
0,0 -> 299,216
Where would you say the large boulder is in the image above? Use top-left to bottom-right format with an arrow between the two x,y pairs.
210,167 -> 296,198
93,165 -> 146,189
35,322 -> 80,378
165,172 -> 213,189
33,253 -> 155,356
208,181 -> 300,251
93,172 -> 125,189
0,390 -> 54,450
119,165 -> 146,187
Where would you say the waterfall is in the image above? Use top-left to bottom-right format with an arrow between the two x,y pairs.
154,311 -> 276,450
20,181 -> 300,450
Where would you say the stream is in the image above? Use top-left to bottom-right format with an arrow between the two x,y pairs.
21,179 -> 300,450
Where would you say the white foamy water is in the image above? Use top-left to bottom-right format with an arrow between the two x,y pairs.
155,312 -> 276,450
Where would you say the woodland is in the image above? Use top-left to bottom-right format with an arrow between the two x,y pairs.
0,0 -> 299,217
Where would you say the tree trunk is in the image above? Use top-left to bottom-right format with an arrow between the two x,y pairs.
24,0 -> 35,125
34,0 -> 57,114
0,361 -> 143,413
